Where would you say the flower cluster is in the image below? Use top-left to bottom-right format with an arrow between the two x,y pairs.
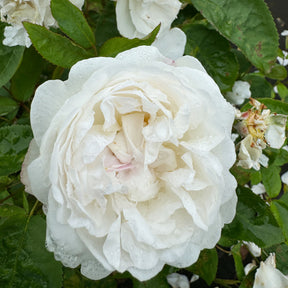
235,98 -> 287,170
0,0 -> 84,47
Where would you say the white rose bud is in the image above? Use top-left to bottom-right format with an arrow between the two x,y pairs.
226,80 -> 251,106
21,46 -> 237,281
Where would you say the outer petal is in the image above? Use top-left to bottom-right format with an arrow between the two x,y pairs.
30,80 -> 70,146
116,45 -> 168,64
116,0 -> 137,39
265,114 -> 287,149
152,28 -> 187,60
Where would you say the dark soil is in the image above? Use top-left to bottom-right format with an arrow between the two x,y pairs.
265,0 -> 288,49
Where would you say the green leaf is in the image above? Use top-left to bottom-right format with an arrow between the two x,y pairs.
250,170 -> 262,186
23,22 -> 94,68
190,0 -> 278,73
51,0 -> 96,49
0,204 -> 26,218
0,96 -> 19,117
99,25 -> 160,57
10,47 -> 45,102
0,23 -> 25,88
221,186 -> 284,247
243,74 -> 273,99
271,193 -> 288,242
133,265 -> 177,288
0,175 -> 13,190
0,190 -> 13,205
261,165 -> 281,198
0,125 -> 33,176
266,147 -> 288,167
186,248 -> 218,285
231,165 -> 260,186
276,83 -> 288,99
218,235 -> 238,247
0,205 -> 62,288
266,64 -> 287,80
263,243 -> 288,274
232,49 -> 251,75
86,0 -> 119,48
241,98 -> 288,116
259,98 -> 288,115
183,24 -> 238,92
231,243 -> 245,281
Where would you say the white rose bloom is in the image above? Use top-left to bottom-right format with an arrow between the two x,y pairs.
0,0 -> 85,47
253,254 -> 288,288
115,0 -> 181,39
226,80 -> 251,106
21,46 -> 237,281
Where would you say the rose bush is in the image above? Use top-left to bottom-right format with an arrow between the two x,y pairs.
0,0 -> 84,47
115,0 -> 181,39
21,46 -> 237,281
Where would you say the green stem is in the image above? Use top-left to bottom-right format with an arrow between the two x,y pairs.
25,200 -> 39,228
214,278 -> 241,287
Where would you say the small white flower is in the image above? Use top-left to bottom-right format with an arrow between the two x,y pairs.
236,99 -> 287,170
190,274 -> 199,283
281,171 -> 288,186
167,273 -> 190,288
253,254 -> 288,288
277,51 -> 288,67
226,81 -> 251,105
115,0 -> 181,39
0,0 -> 84,47
281,30 -> 288,36
251,183 -> 266,195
